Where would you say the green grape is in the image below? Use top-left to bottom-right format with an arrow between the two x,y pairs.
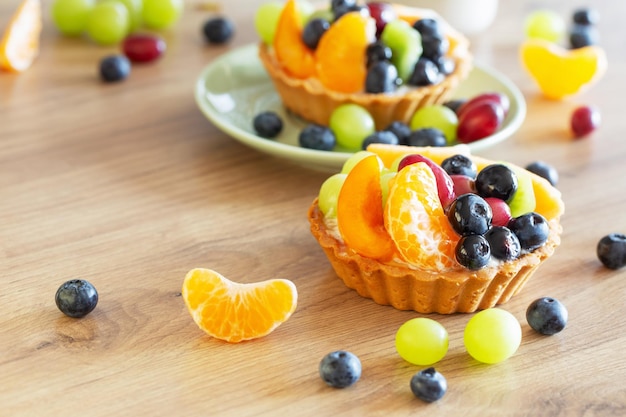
464,308 -> 522,364
504,163 -> 536,217
380,169 -> 396,208
395,318 -> 449,366
318,173 -> 347,218
329,104 -> 376,152
117,0 -> 143,32
524,10 -> 565,43
254,1 -> 283,45
410,105 -> 458,144
380,19 -> 422,82
86,1 -> 130,45
142,0 -> 183,30
341,150 -> 375,173
51,0 -> 95,36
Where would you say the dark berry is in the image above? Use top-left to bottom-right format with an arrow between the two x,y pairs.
447,193 -> 492,236
366,41 -> 392,67
253,111 -> 283,138
421,35 -> 449,60
475,164 -> 518,202
319,351 -> 361,388
569,25 -> 598,49
334,3 -> 368,20
484,226 -> 521,261
408,57 -> 440,86
384,121 -> 412,145
99,55 -> 130,82
302,18 -> 330,50
456,234 -> 491,270
441,154 -> 477,178
412,18 -> 442,37
597,233 -> 626,269
443,99 -> 467,115
202,17 -> 234,44
331,0 -> 356,13
410,367 -> 447,402
525,161 -> 559,186
55,279 -> 99,318
365,60 -> 399,93
299,124 -> 336,151
572,8 -> 599,26
362,130 -> 399,149
508,212 -> 549,251
526,297 -> 568,335
407,128 -> 447,147
435,56 -> 456,75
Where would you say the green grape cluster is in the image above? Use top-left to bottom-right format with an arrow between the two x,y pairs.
51,0 -> 183,45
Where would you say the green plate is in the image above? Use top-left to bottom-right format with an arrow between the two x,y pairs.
194,44 -> 526,172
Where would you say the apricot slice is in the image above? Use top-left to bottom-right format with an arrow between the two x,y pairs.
273,0 -> 316,79
316,11 -> 375,93
530,174 -> 564,221
337,155 -> 397,261
520,39 -> 607,100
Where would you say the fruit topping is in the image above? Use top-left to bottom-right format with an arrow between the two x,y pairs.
299,124 -> 336,150
507,212 -> 549,251
410,368 -> 447,403
253,111 -> 284,138
570,105 -> 600,138
397,154 -> 456,208
365,60 -> 399,93
366,1 -> 396,38
441,154 -> 476,178
319,351 -> 362,388
380,19 -> 422,82
464,308 -> 522,364
484,226 -> 521,261
99,55 -> 131,82
55,279 -> 99,318
526,297 -> 568,335
182,268 -> 297,343
202,17 -> 235,44
450,174 -> 476,196
408,57 -> 440,86
123,34 -> 166,63
273,0 -> 316,78
365,40 -> 392,67
318,173 -> 347,217
395,318 -> 448,366
302,17 -> 330,49
254,1 -> 284,45
447,194 -> 492,236
475,164 -> 518,202
525,161 -> 558,186
484,197 -> 512,227
455,234 -> 491,270
597,233 -> 626,270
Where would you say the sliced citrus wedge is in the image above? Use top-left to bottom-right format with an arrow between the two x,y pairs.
182,268 -> 298,343
0,0 -> 42,72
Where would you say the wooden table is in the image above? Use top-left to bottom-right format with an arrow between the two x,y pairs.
2,1 -> 625,415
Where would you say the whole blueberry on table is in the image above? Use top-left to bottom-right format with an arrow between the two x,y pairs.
597,233 -> 626,269
55,279 -> 99,318
202,17 -> 234,44
410,367 -> 447,402
526,297 -> 568,335
99,55 -> 130,83
253,111 -> 283,138
319,350 -> 361,388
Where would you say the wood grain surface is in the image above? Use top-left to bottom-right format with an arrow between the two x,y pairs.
1,0 -> 626,416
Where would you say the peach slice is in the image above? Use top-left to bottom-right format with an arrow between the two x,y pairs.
273,0 -> 316,79
520,39 -> 607,100
337,155 -> 397,261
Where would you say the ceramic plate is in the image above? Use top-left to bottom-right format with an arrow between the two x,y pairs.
195,44 -> 526,172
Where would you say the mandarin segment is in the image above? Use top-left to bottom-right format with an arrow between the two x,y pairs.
315,11 -> 375,93
272,0 -> 316,79
385,163 -> 460,272
0,0 -> 42,72
182,268 -> 297,343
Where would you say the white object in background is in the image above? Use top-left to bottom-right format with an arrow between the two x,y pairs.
397,0 -> 499,35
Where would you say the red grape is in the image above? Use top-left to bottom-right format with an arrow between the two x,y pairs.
367,2 -> 397,37
457,101 -> 505,143
122,34 -> 166,63
571,105 -> 600,138
450,174 -> 476,196
484,197 -> 512,227
457,92 -> 510,119
398,154 -> 456,208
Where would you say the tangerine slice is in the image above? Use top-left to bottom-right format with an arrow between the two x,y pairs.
182,268 -> 298,343
385,162 -> 460,272
315,11 -> 375,93
0,0 -> 42,72
272,0 -> 316,79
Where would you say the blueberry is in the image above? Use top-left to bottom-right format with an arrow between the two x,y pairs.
435,56 -> 456,75
412,18 -> 442,37
299,124 -> 336,151
253,111 -> 283,138
366,41 -> 392,68
362,130 -> 399,149
55,279 -> 99,318
202,17 -> 234,44
384,121 -> 412,146
302,18 -> 330,50
597,233 -> 626,269
484,226 -> 521,261
319,350 -> 362,388
365,60 -> 399,93
99,55 -> 130,83
525,161 -> 559,186
331,0 -> 356,13
333,3 -> 368,20
410,367 -> 447,402
569,25 -> 598,49
442,99 -> 467,115
526,297 -> 568,335
572,8 -> 599,26
447,193 -> 492,236
475,164 -> 518,202
421,35 -> 449,61
441,154 -> 477,178
408,57 -> 440,86
456,234 -> 491,270
407,128 -> 447,147
508,212 -> 549,251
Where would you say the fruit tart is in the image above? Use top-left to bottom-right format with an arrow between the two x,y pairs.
255,0 -> 472,130
307,144 -> 564,314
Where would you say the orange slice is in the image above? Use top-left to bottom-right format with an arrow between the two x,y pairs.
182,268 -> 298,343
385,162 -> 460,272
315,11 -> 375,93
272,0 -> 316,79
520,39 -> 607,100
0,0 -> 42,72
